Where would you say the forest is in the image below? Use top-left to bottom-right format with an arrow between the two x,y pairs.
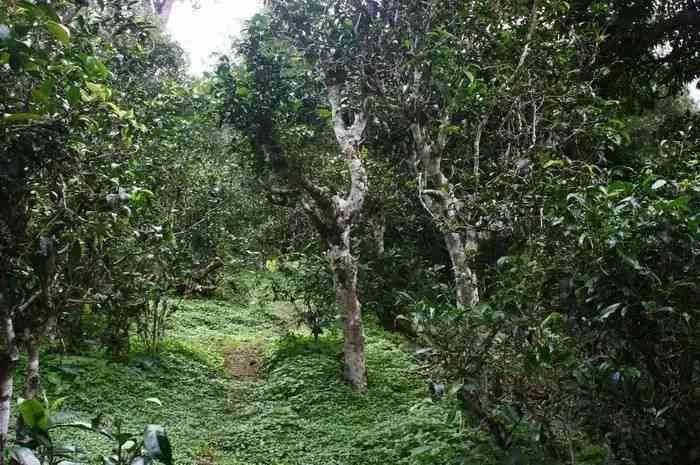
1,0 -> 699,464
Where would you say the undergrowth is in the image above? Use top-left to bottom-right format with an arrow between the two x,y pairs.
30,273 -> 507,465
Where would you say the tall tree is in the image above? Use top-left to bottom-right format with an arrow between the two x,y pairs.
360,0 -> 546,308
218,4 -> 376,388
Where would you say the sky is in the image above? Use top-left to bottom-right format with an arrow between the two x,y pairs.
167,0 -> 261,75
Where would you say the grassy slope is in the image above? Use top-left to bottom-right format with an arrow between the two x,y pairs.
38,277 -> 498,465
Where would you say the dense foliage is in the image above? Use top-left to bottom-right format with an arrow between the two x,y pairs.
0,0 -> 698,464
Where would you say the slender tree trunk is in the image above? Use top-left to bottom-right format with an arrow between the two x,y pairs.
444,231 -> 479,308
329,238 -> 367,389
23,339 -> 40,400
0,314 -> 19,463
252,78 -> 370,389
0,366 -> 13,462
369,210 -> 385,256
327,83 -> 369,389
410,123 -> 480,308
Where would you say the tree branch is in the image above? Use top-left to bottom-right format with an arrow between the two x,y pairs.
327,83 -> 369,218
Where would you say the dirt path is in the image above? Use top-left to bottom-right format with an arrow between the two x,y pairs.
224,344 -> 262,380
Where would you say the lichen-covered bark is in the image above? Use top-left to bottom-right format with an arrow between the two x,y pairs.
323,84 -> 369,390
0,368 -> 13,463
444,231 -> 479,308
410,122 -> 479,308
329,241 -> 367,389
0,315 -> 19,462
369,210 -> 386,256
247,58 -> 370,387
0,176 -> 22,462
23,339 -> 40,400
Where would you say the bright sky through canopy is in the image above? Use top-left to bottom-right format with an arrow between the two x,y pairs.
168,0 -> 261,75
166,1 -> 700,103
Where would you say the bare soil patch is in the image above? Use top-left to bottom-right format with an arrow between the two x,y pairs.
224,344 -> 262,380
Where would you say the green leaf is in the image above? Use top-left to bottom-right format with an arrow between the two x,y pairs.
464,70 -> 475,87
85,82 -> 111,101
617,251 -> 642,271
541,312 -> 563,327
131,189 -> 154,205
121,440 -> 137,452
607,180 -> 633,195
543,159 -> 565,169
621,367 -> 641,379
37,4 -> 62,22
265,257 -> 278,272
668,195 -> 690,211
32,79 -> 55,105
2,113 -> 42,123
45,21 -> 71,46
410,445 -> 433,456
445,125 -> 460,135
67,86 -> 81,106
17,1 -> 42,19
19,399 -> 49,430
84,56 -> 109,79
105,102 -> 130,119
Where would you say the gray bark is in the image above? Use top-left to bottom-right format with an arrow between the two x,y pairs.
410,122 -> 479,308
19,237 -> 57,401
250,76 -> 369,389
369,210 -> 385,256
324,83 -> 369,390
0,368 -> 13,462
23,338 -> 40,400
0,314 -> 19,462
329,241 -> 366,389
444,231 -> 479,308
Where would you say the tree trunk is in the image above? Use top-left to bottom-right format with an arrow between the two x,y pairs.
369,209 -> 386,256
327,83 -> 369,389
410,122 -> 480,308
329,241 -> 367,390
0,315 -> 19,463
444,231 -> 479,308
23,340 -> 40,400
0,366 -> 13,462
256,80 -> 370,389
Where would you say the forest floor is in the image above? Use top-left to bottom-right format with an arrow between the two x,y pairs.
35,272 -> 491,465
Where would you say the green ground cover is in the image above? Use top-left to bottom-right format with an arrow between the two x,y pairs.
33,277 -> 494,465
